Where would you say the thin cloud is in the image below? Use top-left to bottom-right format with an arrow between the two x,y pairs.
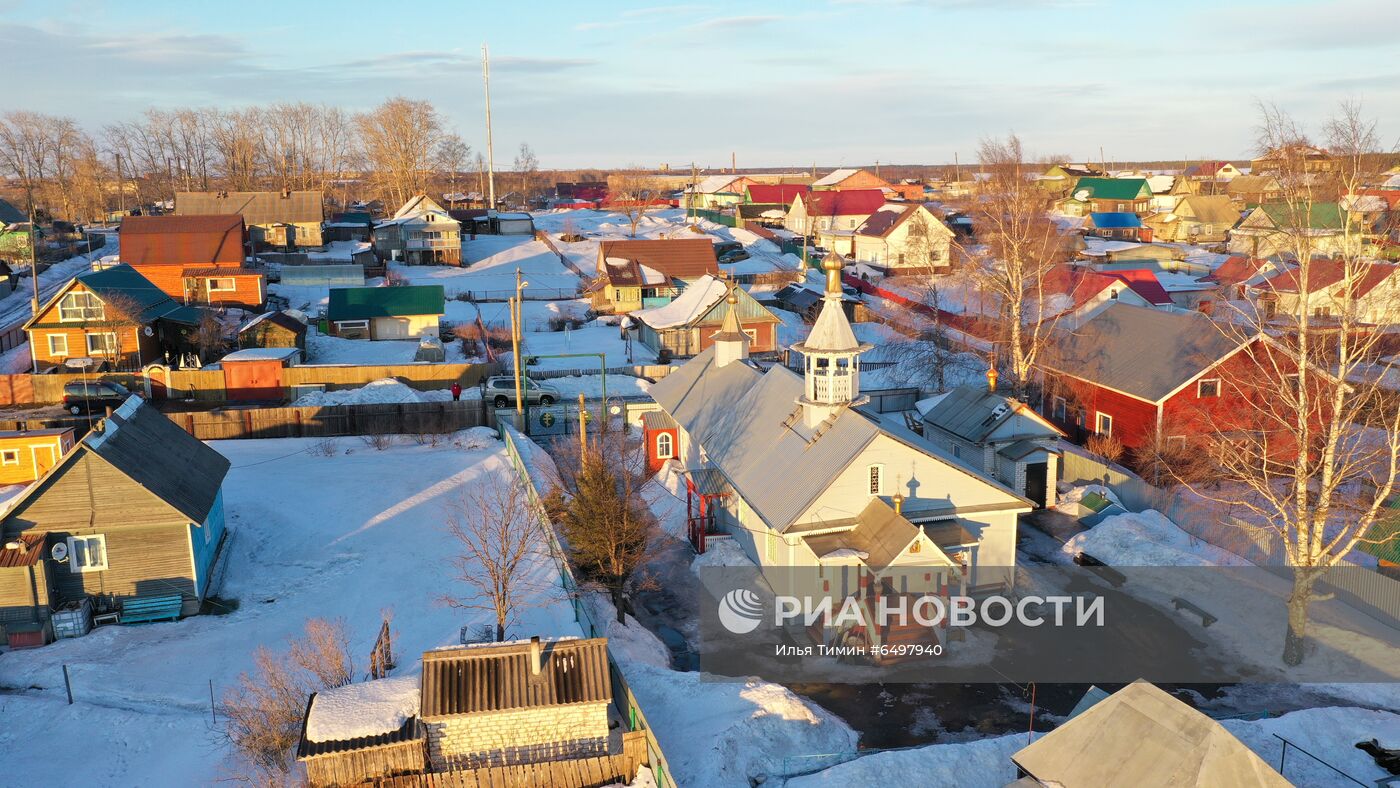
686,15 -> 783,32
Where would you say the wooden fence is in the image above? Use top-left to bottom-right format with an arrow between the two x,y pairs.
373,733 -> 645,788
169,401 -> 486,441
0,363 -> 498,405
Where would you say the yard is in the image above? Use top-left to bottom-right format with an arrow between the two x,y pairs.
0,430 -> 583,784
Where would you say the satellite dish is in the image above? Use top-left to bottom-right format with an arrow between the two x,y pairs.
50,541 -> 68,563
1073,189 -> 1090,201
143,326 -> 155,337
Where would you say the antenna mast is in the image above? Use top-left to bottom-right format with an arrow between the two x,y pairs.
482,43 -> 496,209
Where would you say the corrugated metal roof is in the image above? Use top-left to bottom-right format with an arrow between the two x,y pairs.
327,286 -> 445,320
1089,212 -> 1143,229
0,533 -> 44,568
1044,304 -> 1247,402
640,411 -> 677,431
297,703 -> 423,758
74,264 -> 190,324
176,191 -> 323,225
420,638 -> 610,718
1072,177 -> 1151,201
802,497 -> 944,570
922,386 -> 1019,443
119,214 -> 245,266
686,467 -> 729,496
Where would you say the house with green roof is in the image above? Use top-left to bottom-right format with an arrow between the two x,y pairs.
326,285 -> 445,340
1069,177 -> 1154,215
1228,201 -> 1354,258
22,263 -> 205,372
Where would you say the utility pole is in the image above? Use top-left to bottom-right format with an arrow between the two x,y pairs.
954,152 -> 961,183
577,392 -> 587,463
482,44 -> 497,211
875,159 -> 880,180
688,162 -> 697,223
115,153 -> 126,215
26,189 -> 41,374
511,268 -> 528,420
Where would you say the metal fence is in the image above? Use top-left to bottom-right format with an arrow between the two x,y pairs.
498,424 -> 677,788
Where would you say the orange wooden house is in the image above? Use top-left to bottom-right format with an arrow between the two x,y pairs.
0,428 -> 74,485
23,264 -> 205,372
119,214 -> 265,310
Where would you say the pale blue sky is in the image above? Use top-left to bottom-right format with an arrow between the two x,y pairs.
3,0 -> 1397,168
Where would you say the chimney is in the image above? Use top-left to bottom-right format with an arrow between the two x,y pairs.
528,635 -> 542,677
987,364 -> 998,393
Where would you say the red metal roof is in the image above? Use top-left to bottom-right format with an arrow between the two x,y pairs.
598,239 -> 718,279
746,184 -> 810,204
0,533 -> 44,568
803,189 -> 886,217
119,214 -> 245,267
1106,268 -> 1174,305
1042,265 -> 1119,310
1205,255 -> 1267,286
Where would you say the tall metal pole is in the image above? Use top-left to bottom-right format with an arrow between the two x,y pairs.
27,188 -> 41,375
512,268 -> 526,419
115,153 -> 126,215
482,44 -> 496,210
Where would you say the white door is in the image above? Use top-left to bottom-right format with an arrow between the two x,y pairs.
373,318 -> 411,340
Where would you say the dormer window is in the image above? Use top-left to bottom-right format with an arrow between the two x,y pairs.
59,292 -> 104,322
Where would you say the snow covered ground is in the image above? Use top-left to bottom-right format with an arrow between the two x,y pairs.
390,235 -> 581,298
1063,508 -> 1254,567
445,297 -> 589,331
0,233 -> 115,329
303,330 -> 467,365
291,377 -> 461,406
505,321 -> 658,370
0,432 -> 583,784
787,704 -> 1400,787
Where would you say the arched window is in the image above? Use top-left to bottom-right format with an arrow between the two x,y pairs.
656,432 -> 673,459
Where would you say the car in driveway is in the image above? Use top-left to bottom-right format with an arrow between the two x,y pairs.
62,380 -> 135,415
482,375 -> 560,409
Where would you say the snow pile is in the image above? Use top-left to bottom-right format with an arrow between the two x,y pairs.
306,333 -> 455,365
1222,706 -> 1400,786
621,661 -> 858,785
305,675 -> 420,743
293,378 -> 455,406
1063,509 -> 1253,567
642,467 -> 688,540
455,426 -> 500,451
787,733 -> 1022,787
584,594 -> 673,670
690,539 -> 757,574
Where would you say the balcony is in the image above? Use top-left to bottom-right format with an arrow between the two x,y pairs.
405,237 -> 460,251
810,372 -> 855,402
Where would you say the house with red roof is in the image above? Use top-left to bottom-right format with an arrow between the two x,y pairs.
784,189 -> 886,237
1252,259 -> 1400,325
118,214 -> 265,310
1195,255 -> 1286,301
1038,265 -> 1158,329
848,204 -> 954,277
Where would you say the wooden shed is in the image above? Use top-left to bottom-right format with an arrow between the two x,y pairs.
220,346 -> 302,401
0,533 -> 52,648
0,428 -> 75,485
297,676 -> 427,787
238,310 -> 309,352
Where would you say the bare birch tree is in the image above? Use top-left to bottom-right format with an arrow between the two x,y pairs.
513,142 -> 539,204
1188,101 -> 1400,666
958,134 -> 1071,397
442,476 -> 549,642
437,134 -> 472,200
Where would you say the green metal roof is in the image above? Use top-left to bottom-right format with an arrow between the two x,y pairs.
77,264 -> 187,323
1260,202 -> 1344,231
327,285 -> 445,320
1357,497 -> 1400,565
1073,177 -> 1151,201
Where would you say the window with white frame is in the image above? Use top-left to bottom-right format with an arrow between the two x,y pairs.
86,332 -> 118,356
0,449 -> 18,466
1096,412 -> 1113,436
655,432 -> 673,459
58,292 -> 104,322
206,278 -> 236,293
1197,378 -> 1220,398
1052,395 -> 1067,422
47,334 -> 68,357
68,534 -> 108,572
867,464 -> 885,495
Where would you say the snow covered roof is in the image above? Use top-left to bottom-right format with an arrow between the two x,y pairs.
813,168 -> 859,187
302,675 -> 421,745
220,346 -> 301,363
632,275 -> 729,329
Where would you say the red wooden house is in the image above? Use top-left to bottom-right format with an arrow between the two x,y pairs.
119,214 -> 265,311
1038,303 -> 1278,450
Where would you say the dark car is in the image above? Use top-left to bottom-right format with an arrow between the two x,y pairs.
713,241 -> 744,257
62,380 -> 134,415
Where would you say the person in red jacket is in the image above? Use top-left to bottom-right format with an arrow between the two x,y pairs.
450,382 -> 462,401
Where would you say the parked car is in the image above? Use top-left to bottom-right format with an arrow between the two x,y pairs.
718,249 -> 751,264
482,376 -> 560,409
713,241 -> 744,257
62,380 -> 134,415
